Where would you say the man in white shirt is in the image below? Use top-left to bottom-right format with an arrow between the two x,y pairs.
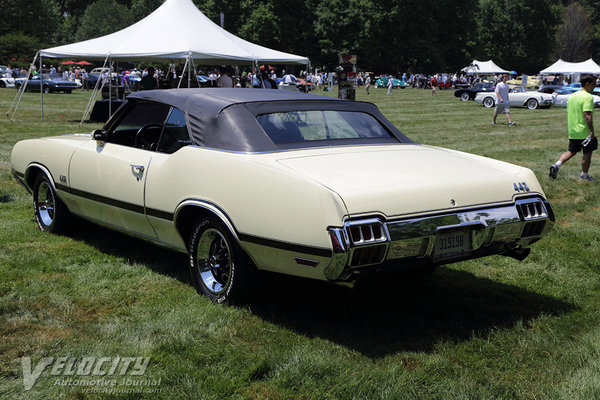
493,74 -> 516,125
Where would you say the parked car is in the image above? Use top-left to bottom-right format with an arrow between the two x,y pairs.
563,83 -> 582,93
538,84 -> 567,94
453,82 -> 495,101
0,74 -> 16,88
474,86 -> 554,109
551,88 -> 600,108
507,76 -> 541,89
15,74 -> 79,93
374,75 -> 408,89
11,88 -> 554,303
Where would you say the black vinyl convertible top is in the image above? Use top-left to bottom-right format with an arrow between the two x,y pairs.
123,88 -> 413,152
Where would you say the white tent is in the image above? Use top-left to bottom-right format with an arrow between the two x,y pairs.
40,0 -> 308,64
461,59 -> 509,74
8,0 -> 309,122
540,58 -> 600,75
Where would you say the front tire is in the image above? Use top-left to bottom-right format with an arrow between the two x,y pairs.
188,217 -> 254,303
483,97 -> 495,108
461,92 -> 470,101
526,98 -> 539,109
43,85 -> 50,94
33,174 -> 71,233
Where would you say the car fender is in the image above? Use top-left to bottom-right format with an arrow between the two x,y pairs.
174,199 -> 240,244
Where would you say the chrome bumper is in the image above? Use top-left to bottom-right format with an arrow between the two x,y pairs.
326,197 -> 554,281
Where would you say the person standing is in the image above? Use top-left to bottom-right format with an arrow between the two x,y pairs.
430,75 -> 437,96
549,74 -> 598,181
141,67 -> 158,90
386,75 -> 393,95
216,66 -> 233,87
492,74 -> 516,125
365,74 -> 371,95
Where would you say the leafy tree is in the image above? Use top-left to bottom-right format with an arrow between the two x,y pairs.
555,2 -> 592,61
0,0 -> 61,42
476,0 -> 561,73
131,0 -> 164,22
74,0 -> 133,41
0,33 -> 43,65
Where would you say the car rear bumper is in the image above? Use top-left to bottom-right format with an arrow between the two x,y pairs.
326,196 -> 554,281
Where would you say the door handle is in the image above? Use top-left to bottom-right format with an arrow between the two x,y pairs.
130,164 -> 145,181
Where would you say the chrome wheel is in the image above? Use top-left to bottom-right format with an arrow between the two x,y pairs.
483,97 -> 494,108
461,92 -> 470,101
37,181 -> 55,228
195,228 -> 232,296
33,174 -> 71,233
188,217 -> 256,303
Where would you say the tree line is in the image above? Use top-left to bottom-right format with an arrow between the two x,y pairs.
0,0 -> 597,74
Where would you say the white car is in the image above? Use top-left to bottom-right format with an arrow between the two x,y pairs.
0,75 -> 16,88
475,86 -> 554,109
552,88 -> 600,108
11,89 -> 554,303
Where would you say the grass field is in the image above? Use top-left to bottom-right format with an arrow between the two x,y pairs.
1,86 -> 600,399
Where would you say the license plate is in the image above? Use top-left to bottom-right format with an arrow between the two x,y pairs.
434,230 -> 471,261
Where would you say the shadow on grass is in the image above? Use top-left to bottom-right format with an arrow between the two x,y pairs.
68,220 -> 190,285
69,221 -> 574,358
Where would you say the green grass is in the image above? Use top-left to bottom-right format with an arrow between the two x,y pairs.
1,86 -> 600,399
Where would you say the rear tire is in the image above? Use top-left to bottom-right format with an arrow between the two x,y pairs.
483,97 -> 495,108
188,217 -> 254,304
461,92 -> 470,101
43,85 -> 50,94
33,174 -> 71,233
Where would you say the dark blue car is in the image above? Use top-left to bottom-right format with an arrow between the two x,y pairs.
16,74 -> 79,93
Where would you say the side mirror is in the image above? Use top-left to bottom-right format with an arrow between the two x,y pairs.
92,129 -> 108,146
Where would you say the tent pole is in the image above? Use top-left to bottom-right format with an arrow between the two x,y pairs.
177,57 -> 189,89
108,56 -> 112,117
7,52 -> 38,121
187,53 -> 191,88
190,57 -> 200,87
40,54 -> 43,120
80,54 -> 110,125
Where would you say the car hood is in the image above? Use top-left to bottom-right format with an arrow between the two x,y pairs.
275,145 -> 540,217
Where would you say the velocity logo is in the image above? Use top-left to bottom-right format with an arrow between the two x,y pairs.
21,356 -> 150,390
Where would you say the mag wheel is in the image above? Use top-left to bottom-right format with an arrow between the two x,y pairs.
188,217 -> 254,303
33,174 -> 70,233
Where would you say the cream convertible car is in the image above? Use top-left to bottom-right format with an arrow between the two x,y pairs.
11,89 -> 554,302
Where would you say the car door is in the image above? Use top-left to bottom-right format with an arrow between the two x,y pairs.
68,101 -> 171,237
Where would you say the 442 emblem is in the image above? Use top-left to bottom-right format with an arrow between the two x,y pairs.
513,182 -> 530,192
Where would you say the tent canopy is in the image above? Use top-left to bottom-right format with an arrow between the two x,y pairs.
461,59 -> 509,74
540,58 -> 600,74
40,0 -> 308,64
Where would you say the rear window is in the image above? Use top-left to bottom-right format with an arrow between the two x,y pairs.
257,111 -> 394,144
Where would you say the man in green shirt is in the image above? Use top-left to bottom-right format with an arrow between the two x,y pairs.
549,74 -> 598,181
